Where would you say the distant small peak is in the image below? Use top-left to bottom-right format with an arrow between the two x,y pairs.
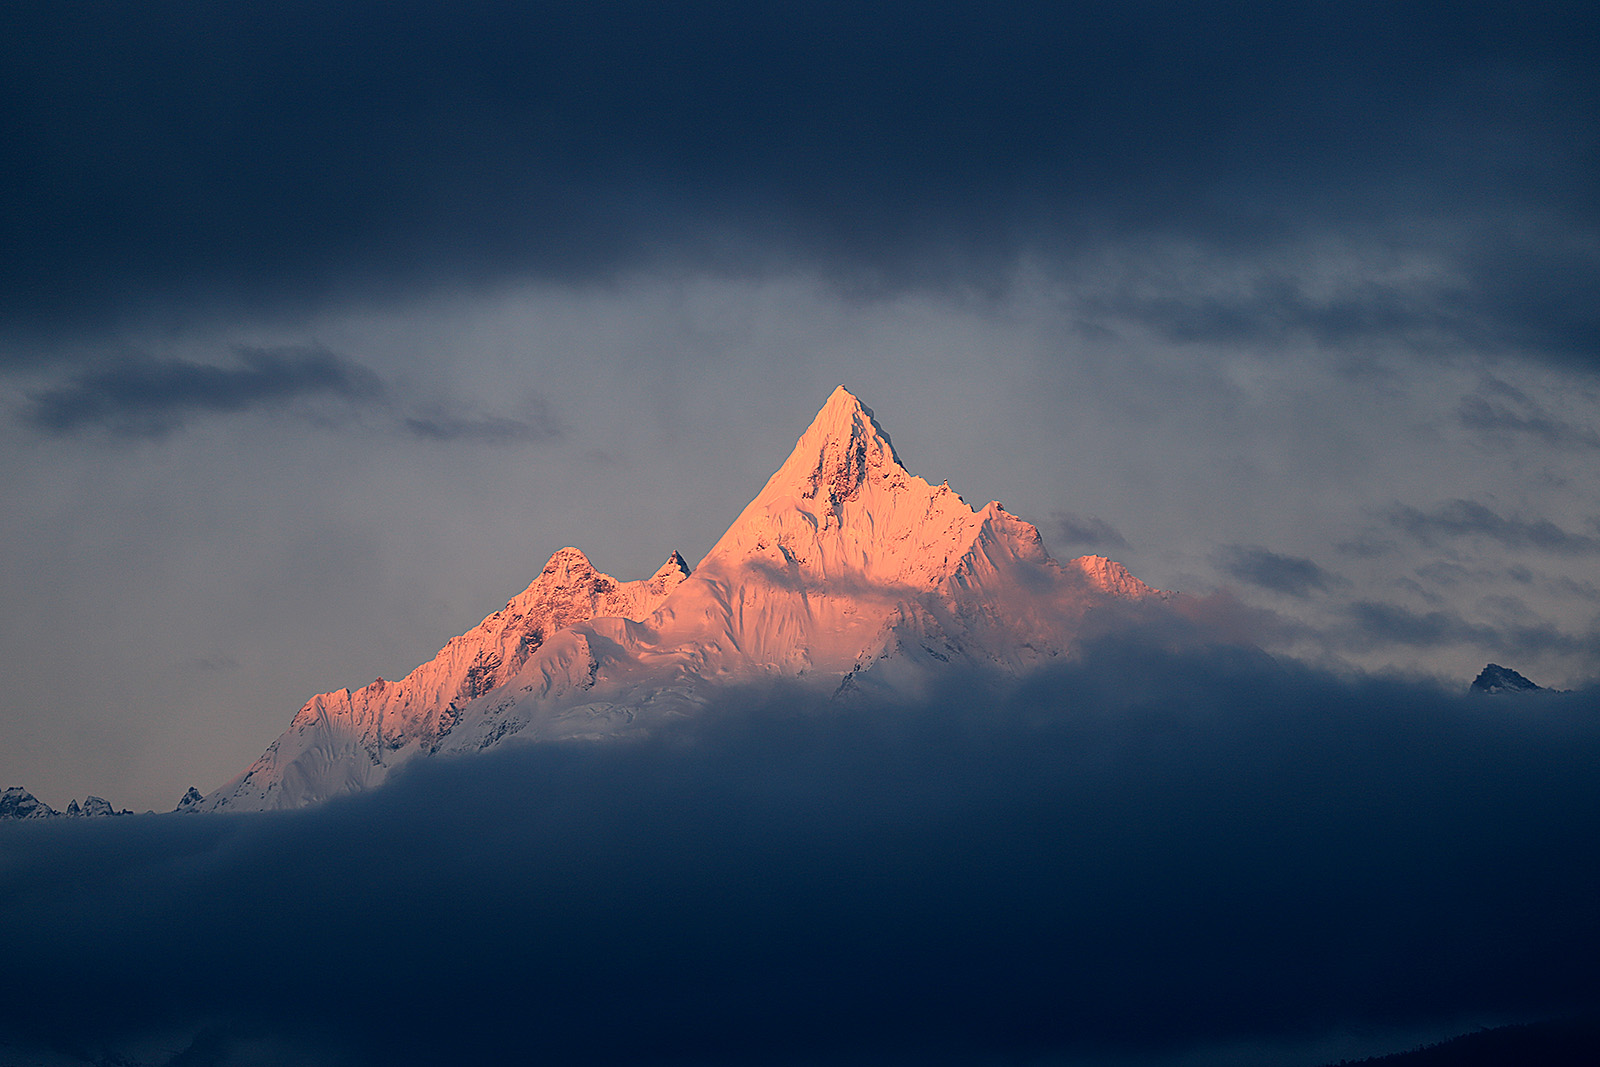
1470,663 -> 1544,694
80,796 -> 119,817
657,551 -> 692,579
1068,554 -> 1161,599
0,786 -> 58,820
174,786 -> 205,813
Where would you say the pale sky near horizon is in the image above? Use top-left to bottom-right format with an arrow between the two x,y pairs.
2,1 -> 1597,811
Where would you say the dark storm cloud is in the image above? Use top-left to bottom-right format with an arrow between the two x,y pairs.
1215,543 -> 1337,598
1052,510 -> 1130,550
1,2 -> 1595,370
1388,499 -> 1600,554
18,345 -> 384,438
3,644 -> 1598,1067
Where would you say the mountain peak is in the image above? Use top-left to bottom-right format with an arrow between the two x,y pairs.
762,386 -> 906,507
198,388 -> 1168,811
811,385 -> 900,456
1470,663 -> 1546,694
648,552 -> 693,595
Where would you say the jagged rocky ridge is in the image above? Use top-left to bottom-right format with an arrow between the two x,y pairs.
1470,663 -> 1559,694
197,387 -> 1166,812
0,786 -> 132,820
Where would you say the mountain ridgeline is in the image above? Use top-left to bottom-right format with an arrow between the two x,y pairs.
207,388 -> 1165,811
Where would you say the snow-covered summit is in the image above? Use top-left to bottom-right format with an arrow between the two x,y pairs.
199,388 -> 1166,811
758,384 -> 906,507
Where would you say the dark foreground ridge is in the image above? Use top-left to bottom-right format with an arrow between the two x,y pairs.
1323,1013 -> 1600,1066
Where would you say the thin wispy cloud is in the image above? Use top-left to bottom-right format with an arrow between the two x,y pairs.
1052,510 -> 1129,550
402,396 -> 563,445
1342,599 -> 1599,658
1215,543 -> 1338,598
19,345 -> 383,438
16,346 -> 566,448
1456,377 -> 1600,450
1387,500 -> 1600,554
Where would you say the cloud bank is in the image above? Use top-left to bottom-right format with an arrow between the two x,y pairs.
2,2 -> 1594,374
3,640 -> 1597,1066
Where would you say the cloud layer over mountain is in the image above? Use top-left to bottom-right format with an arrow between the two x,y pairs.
4,639 -> 1596,1066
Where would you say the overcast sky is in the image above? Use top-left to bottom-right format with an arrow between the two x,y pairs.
2,1 -> 1597,812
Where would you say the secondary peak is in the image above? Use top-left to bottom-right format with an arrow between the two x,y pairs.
655,551 -> 692,579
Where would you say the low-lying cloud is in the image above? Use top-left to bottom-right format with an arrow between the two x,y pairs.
2,641 -> 1597,1066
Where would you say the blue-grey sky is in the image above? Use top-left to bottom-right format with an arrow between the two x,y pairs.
1,1 -> 1597,815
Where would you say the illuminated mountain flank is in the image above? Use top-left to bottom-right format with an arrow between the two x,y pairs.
198,387 -> 1163,811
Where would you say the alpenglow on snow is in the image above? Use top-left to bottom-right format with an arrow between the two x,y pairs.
196,387 -> 1165,811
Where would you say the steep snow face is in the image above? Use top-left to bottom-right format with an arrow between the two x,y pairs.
645,388 -> 1160,682
1070,555 -> 1158,599
198,549 -> 690,811
201,387 -> 1164,811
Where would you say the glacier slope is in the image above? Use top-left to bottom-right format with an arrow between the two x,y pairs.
200,387 -> 1160,811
